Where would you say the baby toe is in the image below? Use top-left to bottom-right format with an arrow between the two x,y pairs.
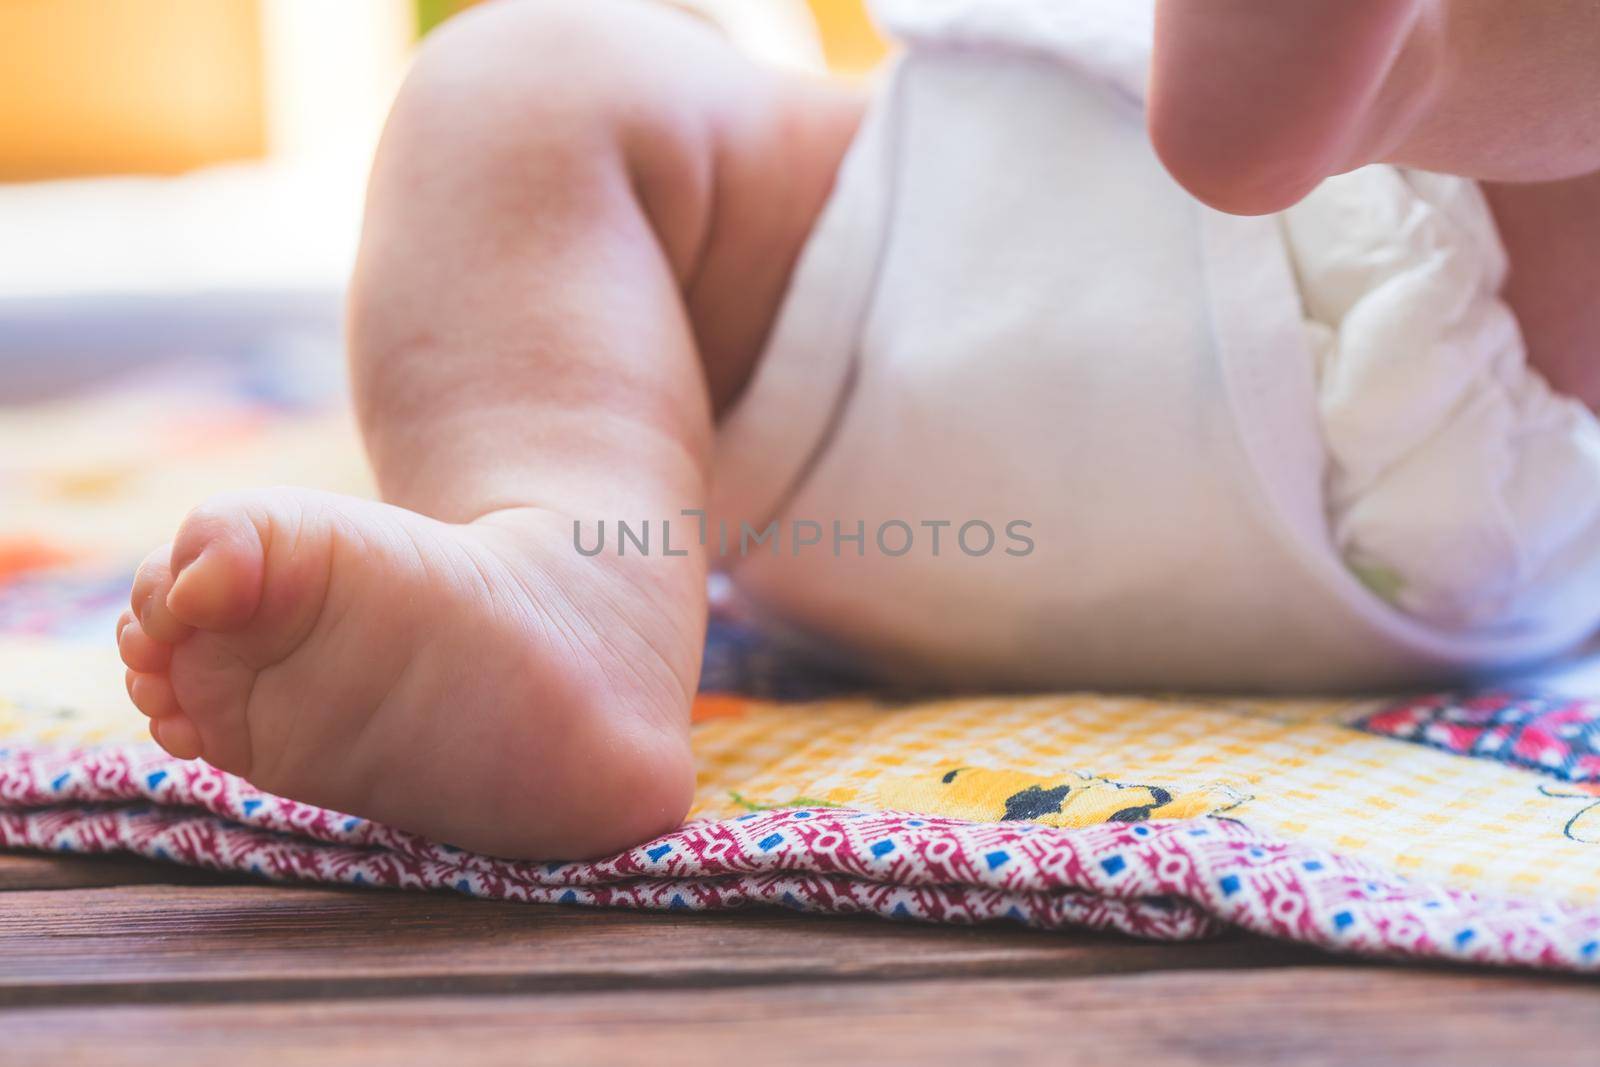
129,544 -> 170,613
166,502 -> 267,632
132,546 -> 191,645
126,669 -> 184,720
150,715 -> 205,761
117,615 -> 173,673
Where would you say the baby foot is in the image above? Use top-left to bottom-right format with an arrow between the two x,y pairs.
117,488 -> 700,860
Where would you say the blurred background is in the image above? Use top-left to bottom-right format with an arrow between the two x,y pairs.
0,0 -> 886,400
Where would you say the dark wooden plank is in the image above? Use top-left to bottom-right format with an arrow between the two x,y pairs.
3,969 -> 1596,1067
0,851 -> 245,891
0,881 -> 1331,1006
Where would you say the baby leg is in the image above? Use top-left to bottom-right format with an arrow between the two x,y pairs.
115,0 -> 861,859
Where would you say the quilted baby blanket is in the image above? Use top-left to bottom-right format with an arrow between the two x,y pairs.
3,344 -> 1599,973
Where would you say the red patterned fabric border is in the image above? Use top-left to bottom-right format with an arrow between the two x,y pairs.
3,741 -> 1599,973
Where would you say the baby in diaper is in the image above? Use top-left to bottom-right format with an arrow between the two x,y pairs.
115,0 -> 1600,859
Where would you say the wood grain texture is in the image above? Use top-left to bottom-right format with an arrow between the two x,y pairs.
5,970 -> 1597,1067
0,881 -> 1328,1007
4,852 -> 1592,1067
0,852 -> 243,891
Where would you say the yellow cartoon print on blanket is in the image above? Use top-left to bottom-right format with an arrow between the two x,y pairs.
876,766 -> 1249,827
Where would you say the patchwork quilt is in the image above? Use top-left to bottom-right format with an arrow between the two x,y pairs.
3,342 -> 1598,974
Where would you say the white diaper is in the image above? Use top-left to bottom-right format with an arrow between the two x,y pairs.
707,0 -> 1600,691
1286,170 -> 1600,632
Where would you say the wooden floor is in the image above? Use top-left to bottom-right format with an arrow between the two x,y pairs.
1,851 -> 1596,1065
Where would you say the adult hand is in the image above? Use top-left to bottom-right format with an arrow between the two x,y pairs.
1147,0 -> 1600,216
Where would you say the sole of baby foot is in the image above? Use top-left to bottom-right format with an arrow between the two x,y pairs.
119,487 -> 701,860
